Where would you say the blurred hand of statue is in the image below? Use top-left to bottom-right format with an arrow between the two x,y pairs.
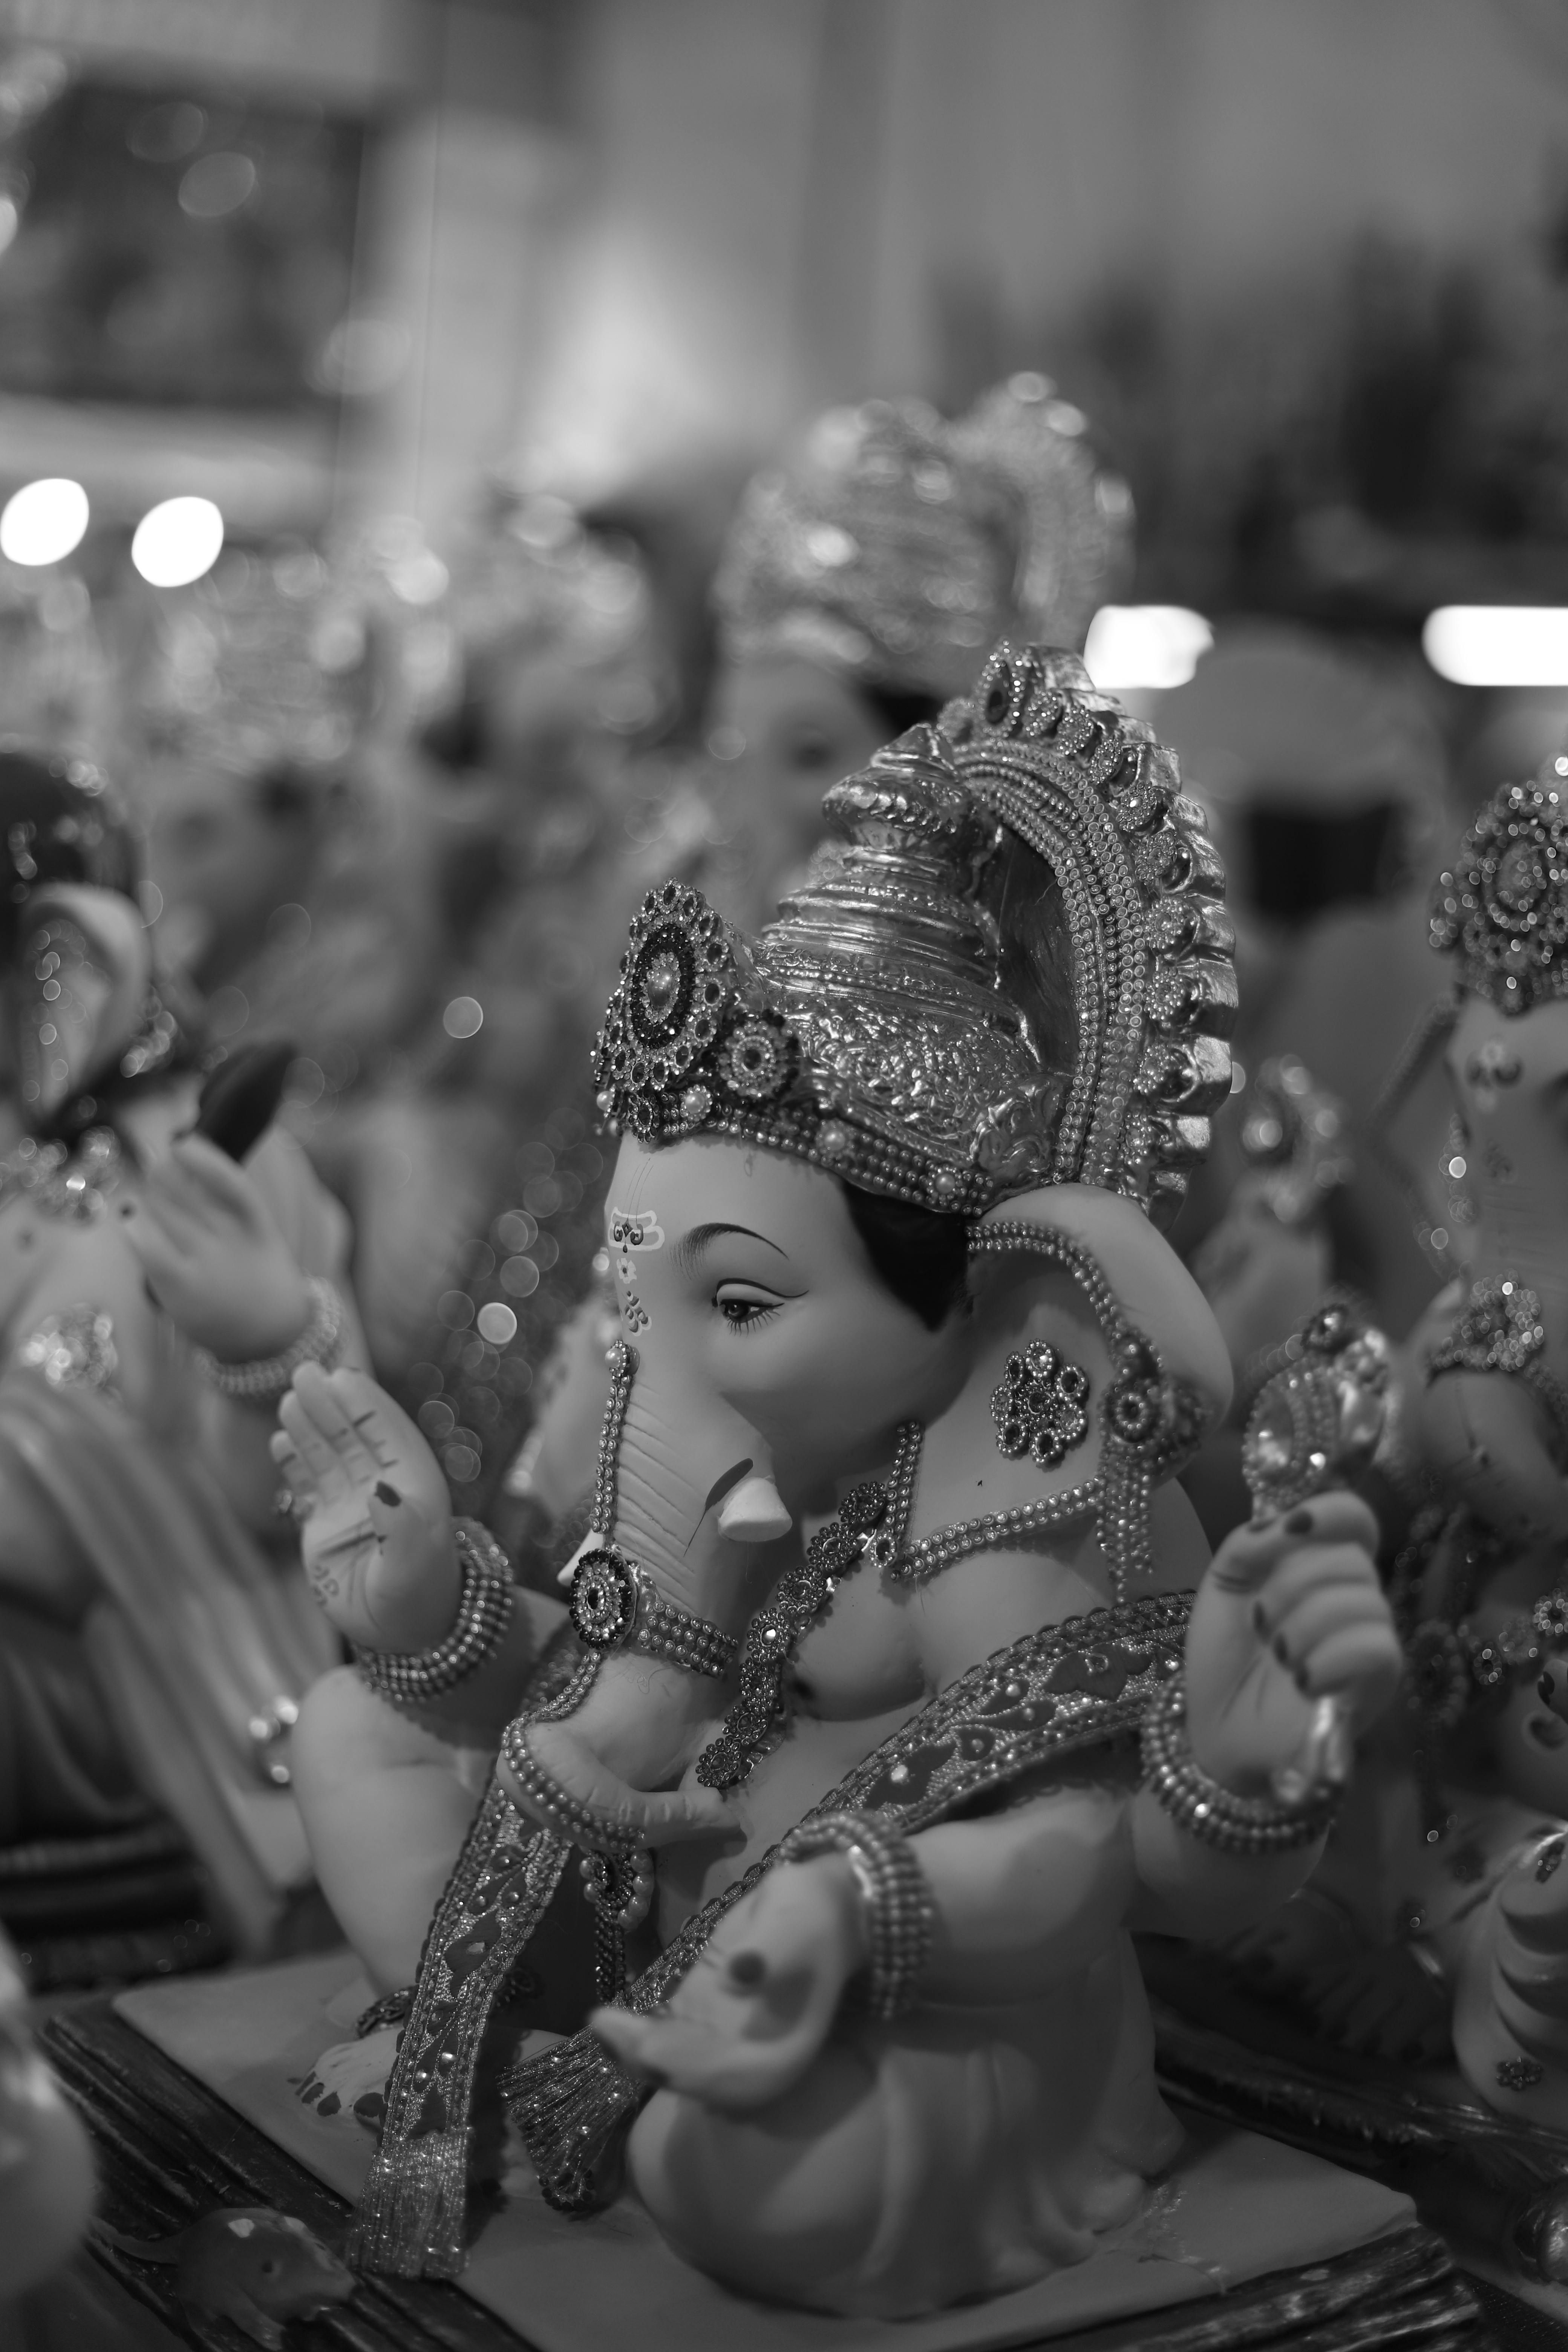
1184,1491 -> 1401,1798
272,1363 -> 459,1651
119,1133 -> 312,1362
591,1851 -> 866,2112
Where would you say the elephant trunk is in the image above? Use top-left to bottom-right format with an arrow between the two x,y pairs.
501,1367 -> 787,1851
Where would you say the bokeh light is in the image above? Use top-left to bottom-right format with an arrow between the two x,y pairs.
443,995 -> 484,1038
178,153 -> 257,220
1083,606 -> 1213,693
0,477 -> 89,565
1423,607 -> 1568,687
131,495 -> 224,588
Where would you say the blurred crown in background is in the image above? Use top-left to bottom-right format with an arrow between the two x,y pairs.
426,483 -> 672,750
133,542 -> 374,787
714,374 -> 1133,703
1430,774 -> 1568,1016
0,566 -> 113,766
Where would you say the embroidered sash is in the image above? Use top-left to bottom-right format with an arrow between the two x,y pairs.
504,1591 -> 1191,2218
346,1623 -> 593,2277
354,1589 -> 1189,2274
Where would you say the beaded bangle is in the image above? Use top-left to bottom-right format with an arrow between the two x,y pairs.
1426,1275 -> 1568,1461
193,1275 -> 346,1402
778,1810 -> 934,2021
499,1718 -> 647,1855
354,1521 -> 514,1705
1141,1674 -> 1338,1854
566,1540 -> 738,1678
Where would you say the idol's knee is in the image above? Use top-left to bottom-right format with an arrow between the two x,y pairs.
627,2042 -> 885,2310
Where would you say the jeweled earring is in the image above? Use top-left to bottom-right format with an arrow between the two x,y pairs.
991,1340 -> 1090,1468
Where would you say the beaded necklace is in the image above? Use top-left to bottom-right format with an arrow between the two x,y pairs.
694,1224 -> 1199,1788
695,1423 -> 923,1791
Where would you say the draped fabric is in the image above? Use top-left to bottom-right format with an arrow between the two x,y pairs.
0,1370 -> 336,1954
0,1120 -> 352,1954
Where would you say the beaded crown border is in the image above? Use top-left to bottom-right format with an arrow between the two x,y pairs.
591,643 -> 1236,1219
941,643 -> 1236,1216
1430,777 -> 1568,1017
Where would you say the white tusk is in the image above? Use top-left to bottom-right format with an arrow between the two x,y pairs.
716,1475 -> 793,1543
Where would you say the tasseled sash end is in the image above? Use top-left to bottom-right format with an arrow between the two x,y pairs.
347,2128 -> 474,2278
502,2029 -> 651,2215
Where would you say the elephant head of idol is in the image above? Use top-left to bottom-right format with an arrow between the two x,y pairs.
499,646 -> 1237,1858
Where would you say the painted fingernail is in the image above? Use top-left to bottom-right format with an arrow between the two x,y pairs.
727,1951 -> 767,1988
1542,1672 -> 1557,1704
374,1482 -> 401,1507
1285,1510 -> 1313,1535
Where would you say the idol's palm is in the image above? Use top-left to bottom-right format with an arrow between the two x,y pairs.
271,1363 -> 458,1652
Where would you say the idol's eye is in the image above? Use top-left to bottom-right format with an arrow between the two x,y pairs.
715,1283 -> 784,1331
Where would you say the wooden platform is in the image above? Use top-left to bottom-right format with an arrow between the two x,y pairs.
40,1990 -> 1494,2352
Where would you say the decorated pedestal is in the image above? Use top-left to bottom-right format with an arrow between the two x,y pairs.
47,1950 -> 1486,2352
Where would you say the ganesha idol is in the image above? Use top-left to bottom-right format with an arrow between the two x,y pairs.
278,646 -> 1405,2320
0,748 -> 357,1970
1139,776 -> 1568,2307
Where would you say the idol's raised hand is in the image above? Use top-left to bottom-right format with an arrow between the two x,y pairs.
1183,1491 -> 1401,1801
119,1132 -> 312,1363
271,1363 -> 459,1652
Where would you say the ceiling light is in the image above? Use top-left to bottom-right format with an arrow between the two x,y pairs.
131,496 -> 224,588
0,476 -> 89,565
1083,605 -> 1213,692
1423,607 -> 1568,687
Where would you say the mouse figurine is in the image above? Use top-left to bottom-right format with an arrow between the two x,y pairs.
93,2206 -> 354,2349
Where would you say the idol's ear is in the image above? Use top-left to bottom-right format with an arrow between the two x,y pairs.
11,883 -> 153,1128
975,1183 -> 1234,1427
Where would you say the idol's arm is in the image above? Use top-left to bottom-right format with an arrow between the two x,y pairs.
592,1785 -> 1136,2110
289,1589 -> 555,1989
1127,1790 -> 1326,1940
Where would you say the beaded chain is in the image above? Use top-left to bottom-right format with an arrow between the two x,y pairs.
1141,1674 -> 1338,1854
776,1810 -> 934,2020
695,1424 -> 923,1791
579,1850 -> 655,2003
354,1521 -> 515,1706
945,1220 -> 1202,1604
564,1335 -> 738,1677
591,1340 -> 637,1533
887,1473 -> 1102,1586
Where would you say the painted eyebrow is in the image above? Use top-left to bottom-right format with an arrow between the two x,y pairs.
672,1221 -> 790,1275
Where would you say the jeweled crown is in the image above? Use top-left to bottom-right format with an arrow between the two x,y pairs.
593,644 -> 1234,1222
714,379 -> 1131,701
1430,777 -> 1568,1015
